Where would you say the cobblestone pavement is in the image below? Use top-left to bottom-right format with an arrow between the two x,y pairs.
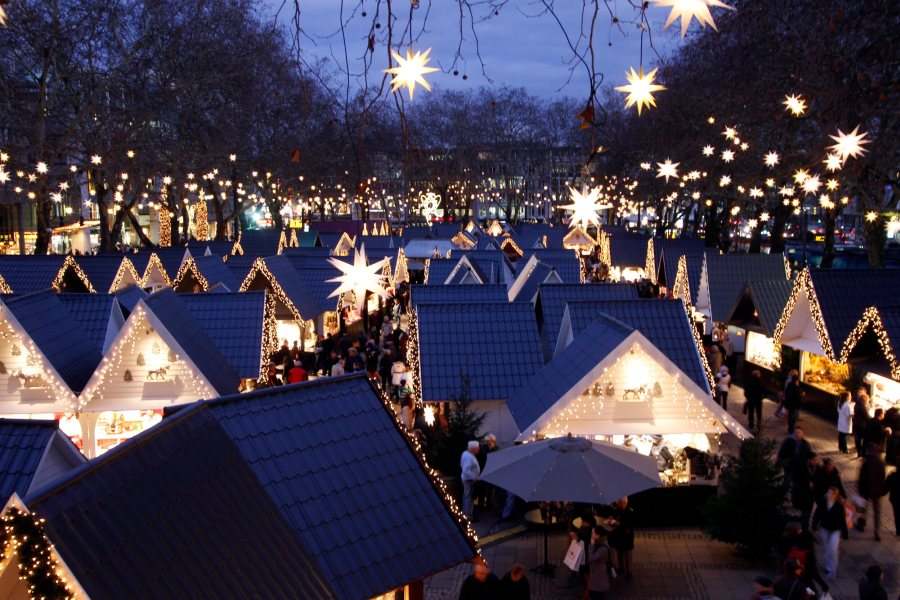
425,385 -> 899,599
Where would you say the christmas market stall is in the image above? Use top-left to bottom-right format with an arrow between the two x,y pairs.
423,256 -> 458,285
518,248 -> 584,284
507,256 -> 564,304
726,278 -> 793,377
0,291 -> 107,430
75,289 -> 267,456
607,231 -> 652,283
840,305 -> 900,411
171,255 -> 240,292
510,299 -> 749,486
653,237 -> 704,294
411,301 -> 545,443
0,419 -> 84,500
774,268 -> 900,415
0,255 -> 93,294
443,250 -> 515,285
12,375 -> 477,600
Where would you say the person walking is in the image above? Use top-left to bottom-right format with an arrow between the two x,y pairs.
716,365 -> 731,410
858,565 -> 888,600
853,390 -> 871,458
499,564 -> 530,600
836,391 -> 853,454
864,409 -> 889,456
811,485 -> 848,579
458,559 -> 499,600
587,526 -> 612,600
608,497 -> 635,580
287,360 -> 308,383
885,467 -> 900,536
783,369 -> 803,435
460,440 -> 481,520
744,369 -> 765,433
858,447 -> 887,541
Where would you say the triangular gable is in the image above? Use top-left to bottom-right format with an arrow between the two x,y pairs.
394,248 -> 410,284
172,257 -> 209,292
53,255 -> 96,293
672,255 -> 692,304
79,301 -> 221,413
507,254 -> 541,302
331,232 -> 355,257
451,231 -> 476,250
500,236 -> 524,259
516,328 -> 749,441
141,253 -> 173,289
486,220 -> 504,237
840,306 -> 899,380
445,255 -> 484,285
694,253 -> 711,317
0,494 -> 88,599
111,257 -> 143,292
0,274 -> 10,295
239,257 -> 305,322
774,268 -> 833,359
563,227 -> 595,251
0,305 -> 78,412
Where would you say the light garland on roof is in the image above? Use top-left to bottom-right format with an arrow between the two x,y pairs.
394,248 -> 410,284
423,258 -> 432,285
598,231 -> 611,268
839,306 -> 899,380
1,507 -> 76,599
0,274 -> 12,295
369,381 -> 481,555
259,291 -> 279,381
772,268 -> 835,361
52,256 -> 96,294
672,255 -> 691,304
108,257 -> 143,293
407,308 -> 423,407
499,236 -> 524,259
172,257 -> 209,292
239,258 -> 302,322
142,253 -> 172,288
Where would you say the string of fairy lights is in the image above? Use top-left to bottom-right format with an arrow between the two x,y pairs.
839,306 -> 900,381
772,267 -> 836,362
1,507 -> 76,599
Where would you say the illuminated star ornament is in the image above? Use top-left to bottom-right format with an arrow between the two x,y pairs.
615,67 -> 665,115
764,151 -> 780,168
385,48 -> 439,99
562,186 -> 607,229
829,126 -> 869,162
702,145 -> 715,157
656,159 -> 680,182
783,94 -> 807,117
823,154 -> 842,172
328,245 -> 390,312
655,0 -> 735,37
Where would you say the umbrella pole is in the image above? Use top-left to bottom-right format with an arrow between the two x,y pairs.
531,506 -> 556,577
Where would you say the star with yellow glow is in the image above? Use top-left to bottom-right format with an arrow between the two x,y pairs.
328,244 -> 390,312
385,48 -> 439,100
779,186 -> 795,197
784,94 -> 807,117
825,179 -> 839,192
749,187 -> 763,198
866,211 -> 879,223
822,154 -> 842,173
792,169 -> 810,185
722,126 -> 737,140
801,175 -> 821,194
562,186 -> 608,229
828,126 -> 869,162
702,145 -> 714,157
616,67 -> 665,115
721,149 -> 735,163
719,175 -> 731,187
640,162 -> 652,171
654,0 -> 735,37
0,168 -> 8,184
656,159 -> 679,182
764,151 -> 780,168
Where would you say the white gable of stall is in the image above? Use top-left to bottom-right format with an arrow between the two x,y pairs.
519,330 -> 748,441
79,302 -> 218,413
778,290 -> 826,356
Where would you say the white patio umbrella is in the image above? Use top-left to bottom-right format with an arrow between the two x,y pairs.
481,434 -> 661,504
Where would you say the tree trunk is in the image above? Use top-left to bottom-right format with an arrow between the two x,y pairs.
769,205 -> 788,254
703,201 -> 719,248
864,215 -> 886,267
180,202 -> 190,242
125,208 -> 155,248
820,209 -> 837,269
34,198 -> 52,255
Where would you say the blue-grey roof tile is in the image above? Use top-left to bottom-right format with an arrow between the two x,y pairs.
192,255 -> 239,291
178,292 -> 265,378
57,294 -> 118,354
0,256 -> 65,294
239,229 -> 284,258
207,375 -> 475,599
415,303 -> 543,401
609,234 -> 649,267
519,249 -> 581,283
114,285 -> 147,316
425,258 -> 457,285
0,418 -> 57,498
74,255 -> 134,292
511,261 -> 560,304
706,253 -> 787,322
26,406 -> 334,600
536,283 -> 639,358
727,278 -> 792,337
411,284 -> 508,307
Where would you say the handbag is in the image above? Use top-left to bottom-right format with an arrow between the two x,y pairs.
563,539 -> 585,572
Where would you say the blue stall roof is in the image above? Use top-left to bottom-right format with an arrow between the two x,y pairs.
0,256 -> 65,294
0,419 -> 59,499
57,293 -> 118,354
416,302 -> 544,401
411,284 -> 508,307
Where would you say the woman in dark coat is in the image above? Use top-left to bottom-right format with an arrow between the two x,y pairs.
608,497 -> 635,579
587,526 -> 611,600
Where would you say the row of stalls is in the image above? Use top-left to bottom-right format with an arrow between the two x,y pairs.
0,375 -> 478,600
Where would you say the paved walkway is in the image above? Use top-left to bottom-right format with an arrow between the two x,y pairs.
426,386 -> 899,599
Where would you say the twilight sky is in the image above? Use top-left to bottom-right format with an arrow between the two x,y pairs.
265,0 -> 685,99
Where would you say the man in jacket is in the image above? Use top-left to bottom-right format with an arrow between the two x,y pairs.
858,448 -> 887,541
744,369 -> 765,433
783,369 -> 803,434
460,441 -> 481,520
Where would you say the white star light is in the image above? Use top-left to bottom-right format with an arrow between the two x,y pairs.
656,159 -> 680,182
802,175 -> 821,194
615,67 -> 665,115
721,149 -> 735,163
385,48 -> 439,100
328,245 -> 389,312
828,126 -> 869,162
783,94 -> 807,117
723,126 -> 738,140
654,0 -> 735,37
90,155 -> 102,165
719,175 -> 732,187
0,168 -> 8,184
823,154 -> 842,172
562,186 -> 608,229
702,145 -> 715,157
764,151 -> 780,168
